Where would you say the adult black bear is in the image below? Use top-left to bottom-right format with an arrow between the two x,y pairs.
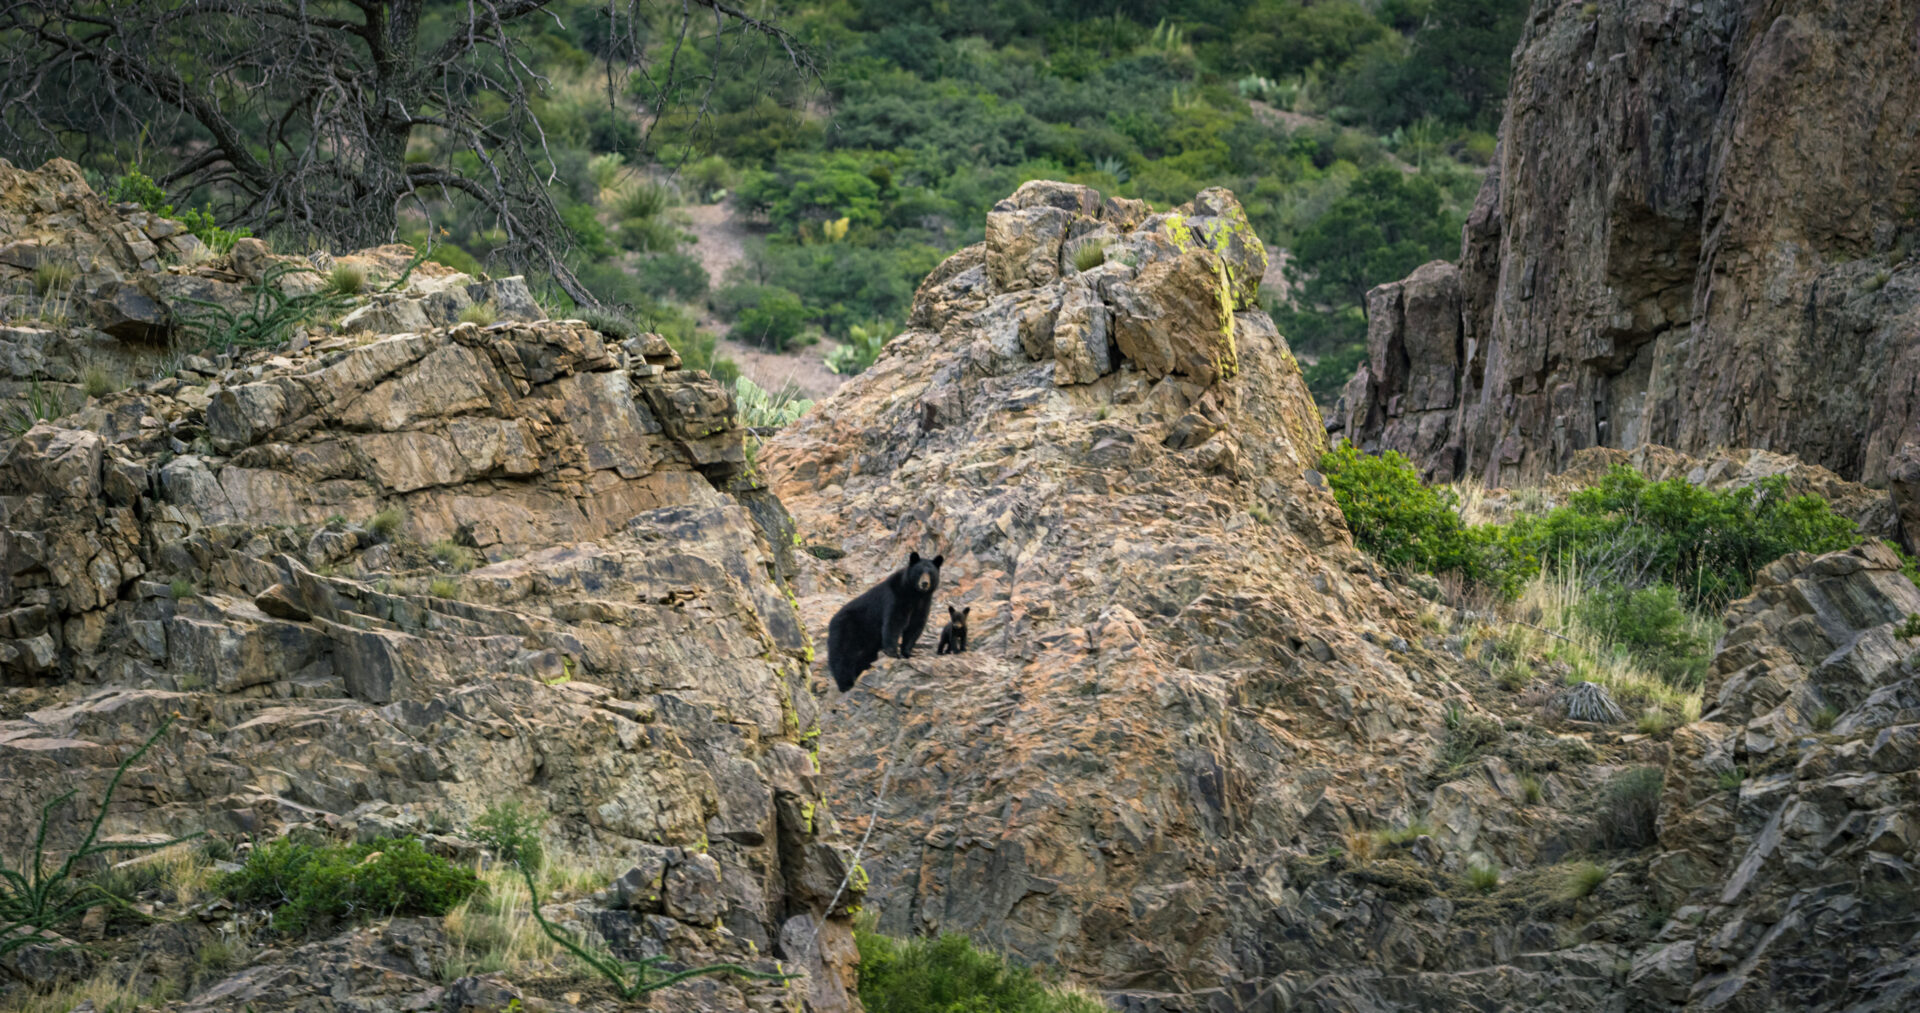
936,605 -> 969,655
827,552 -> 943,692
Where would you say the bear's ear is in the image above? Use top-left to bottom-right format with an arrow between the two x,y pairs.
932,554 -> 945,567
908,551 -> 921,566
961,606 -> 971,617
948,605 -> 960,619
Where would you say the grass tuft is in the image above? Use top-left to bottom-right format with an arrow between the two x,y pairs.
430,539 -> 479,572
459,301 -> 498,326
1465,859 -> 1500,893
33,261 -> 78,296
324,264 -> 367,296
367,507 -> 405,541
1560,860 -> 1610,900
82,364 -> 117,399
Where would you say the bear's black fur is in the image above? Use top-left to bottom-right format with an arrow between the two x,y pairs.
936,605 -> 969,655
827,552 -> 943,691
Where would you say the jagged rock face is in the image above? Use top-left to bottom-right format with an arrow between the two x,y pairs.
764,184 -> 1648,1010
1639,543 -> 1920,1010
1340,0 -> 1920,489
0,161 -> 859,1009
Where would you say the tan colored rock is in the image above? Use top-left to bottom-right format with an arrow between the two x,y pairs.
984,205 -> 1072,293
1109,248 -> 1236,385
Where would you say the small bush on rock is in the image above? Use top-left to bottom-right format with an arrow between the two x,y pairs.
220,836 -> 480,935
1596,767 -> 1664,852
855,920 -> 1108,1013
472,801 -> 547,869
1560,861 -> 1609,900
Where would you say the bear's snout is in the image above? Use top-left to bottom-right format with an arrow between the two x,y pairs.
917,576 -> 930,590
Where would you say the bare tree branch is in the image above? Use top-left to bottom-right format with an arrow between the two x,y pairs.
0,0 -> 813,309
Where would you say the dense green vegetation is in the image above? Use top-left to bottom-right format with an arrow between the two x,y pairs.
24,0 -> 1525,389
219,836 -> 482,935
1320,445 -> 1860,612
1321,446 -> 1862,716
855,920 -> 1106,1013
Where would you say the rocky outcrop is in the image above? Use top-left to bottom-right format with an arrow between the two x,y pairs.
1638,542 -> 1920,1009
765,184 -> 1663,1011
0,157 -> 541,396
0,160 -> 859,1010
1340,0 -> 1920,489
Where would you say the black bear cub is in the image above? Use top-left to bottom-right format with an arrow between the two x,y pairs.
936,606 -> 969,655
827,552 -> 943,692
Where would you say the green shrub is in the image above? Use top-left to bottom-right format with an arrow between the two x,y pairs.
631,252 -> 709,300
1715,766 -> 1746,792
1322,452 -> 1860,612
169,577 -> 195,599
472,801 -> 547,869
1576,584 -> 1713,690
719,284 -> 809,351
683,155 -> 737,201
855,922 -> 1108,1013
429,577 -> 461,599
459,302 -> 498,326
1811,705 -> 1839,732
1518,774 -> 1542,805
1596,767 -> 1663,851
1464,859 -> 1499,893
219,836 -> 480,935
1514,467 -> 1858,611
1069,241 -> 1107,272
105,168 -> 251,254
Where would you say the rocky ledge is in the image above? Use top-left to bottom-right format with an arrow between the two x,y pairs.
0,161 -> 856,1011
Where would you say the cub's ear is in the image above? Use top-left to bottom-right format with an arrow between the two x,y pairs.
961,606 -> 971,617
932,554 -> 945,567
948,605 -> 960,619
908,551 -> 921,566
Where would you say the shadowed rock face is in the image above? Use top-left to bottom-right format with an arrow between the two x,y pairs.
1341,0 -> 1920,491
